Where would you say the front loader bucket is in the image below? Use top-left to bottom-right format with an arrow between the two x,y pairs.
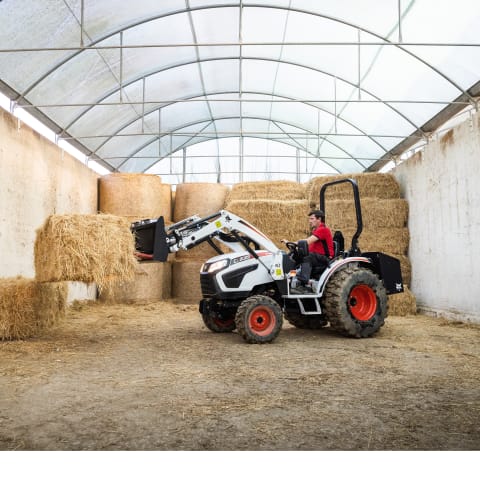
131,216 -> 169,262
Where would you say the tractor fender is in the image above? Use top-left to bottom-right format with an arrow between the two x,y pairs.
318,256 -> 373,296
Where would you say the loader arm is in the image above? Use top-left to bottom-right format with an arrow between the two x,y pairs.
132,210 -> 281,261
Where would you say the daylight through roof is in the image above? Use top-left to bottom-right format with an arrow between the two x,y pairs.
1,0 -> 479,184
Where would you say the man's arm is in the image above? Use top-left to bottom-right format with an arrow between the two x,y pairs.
281,235 -> 317,245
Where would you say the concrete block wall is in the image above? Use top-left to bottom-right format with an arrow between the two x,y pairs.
0,109 -> 99,300
394,111 -> 480,323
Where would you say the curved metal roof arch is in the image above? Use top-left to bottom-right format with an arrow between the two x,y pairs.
114,113 -> 373,173
62,56 -> 421,138
14,3 -> 474,104
85,91 -> 390,165
1,1 -> 479,179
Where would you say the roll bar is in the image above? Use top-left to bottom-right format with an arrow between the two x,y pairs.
319,178 -> 363,256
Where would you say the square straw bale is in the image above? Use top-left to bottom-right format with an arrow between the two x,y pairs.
226,180 -> 306,202
316,198 -> 408,230
225,199 -> 310,248
0,278 -> 67,340
306,173 -> 401,206
35,214 -> 137,290
341,227 -> 410,256
387,286 -> 417,316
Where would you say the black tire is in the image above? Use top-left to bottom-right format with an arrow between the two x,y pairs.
202,300 -> 236,333
321,265 -> 387,338
284,311 -> 328,329
235,295 -> 283,343
202,310 -> 236,333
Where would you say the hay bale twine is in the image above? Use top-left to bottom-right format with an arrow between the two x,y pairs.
34,214 -> 137,291
226,180 -> 305,202
387,286 -> 417,316
172,260 -> 204,304
225,199 -> 310,248
0,278 -> 67,340
99,173 -> 172,221
173,183 -> 228,222
306,173 -> 401,206
99,261 -> 172,304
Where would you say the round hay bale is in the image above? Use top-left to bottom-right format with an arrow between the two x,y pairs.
171,260 -> 204,304
226,180 -> 305,202
99,173 -> 172,221
99,261 -> 172,304
173,183 -> 228,222
387,286 -> 417,317
0,278 -> 67,340
306,173 -> 401,206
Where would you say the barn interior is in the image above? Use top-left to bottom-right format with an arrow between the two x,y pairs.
0,0 -> 479,464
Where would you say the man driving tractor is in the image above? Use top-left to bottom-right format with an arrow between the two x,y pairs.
282,209 -> 334,293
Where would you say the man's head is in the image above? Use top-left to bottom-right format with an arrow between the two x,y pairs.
308,209 -> 325,229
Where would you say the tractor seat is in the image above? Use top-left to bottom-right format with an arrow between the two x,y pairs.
310,235 -> 344,279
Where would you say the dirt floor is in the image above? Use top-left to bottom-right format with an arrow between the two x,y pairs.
0,300 -> 479,451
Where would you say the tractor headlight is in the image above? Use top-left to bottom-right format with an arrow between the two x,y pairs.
204,258 -> 230,273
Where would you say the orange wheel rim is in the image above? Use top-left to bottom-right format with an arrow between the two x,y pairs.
216,317 -> 234,327
248,307 -> 275,336
348,285 -> 377,321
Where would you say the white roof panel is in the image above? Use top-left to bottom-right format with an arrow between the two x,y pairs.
0,0 -> 479,179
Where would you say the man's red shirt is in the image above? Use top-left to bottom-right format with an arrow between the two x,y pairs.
309,223 -> 334,258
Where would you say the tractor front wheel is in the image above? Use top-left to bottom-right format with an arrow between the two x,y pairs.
235,295 -> 283,343
200,299 -> 236,333
202,310 -> 236,333
322,265 -> 387,338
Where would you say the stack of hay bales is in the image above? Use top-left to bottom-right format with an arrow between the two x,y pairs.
2,212 -> 137,340
0,278 -> 67,341
172,183 -> 230,303
306,173 -> 416,316
98,173 -> 173,303
225,180 -> 309,249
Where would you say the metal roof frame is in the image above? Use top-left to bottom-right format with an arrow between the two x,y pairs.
1,1 -> 479,180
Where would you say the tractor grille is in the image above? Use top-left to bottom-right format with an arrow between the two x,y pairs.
200,273 -> 217,297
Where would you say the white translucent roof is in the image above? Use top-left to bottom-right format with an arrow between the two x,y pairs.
1,0 -> 479,180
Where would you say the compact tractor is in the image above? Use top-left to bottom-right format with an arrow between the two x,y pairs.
131,178 -> 403,343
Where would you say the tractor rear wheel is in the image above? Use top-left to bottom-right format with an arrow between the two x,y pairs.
321,265 -> 387,338
235,295 -> 283,343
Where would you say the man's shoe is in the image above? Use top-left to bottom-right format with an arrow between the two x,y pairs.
290,284 -> 312,294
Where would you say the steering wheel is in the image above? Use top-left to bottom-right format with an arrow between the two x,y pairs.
284,241 -> 298,254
